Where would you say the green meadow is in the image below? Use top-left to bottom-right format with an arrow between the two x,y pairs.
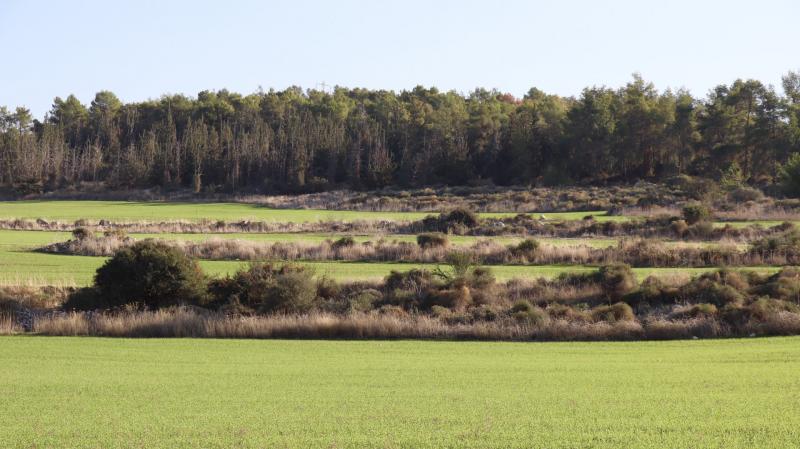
0,200 -> 625,223
0,229 -> 773,285
0,336 -> 798,449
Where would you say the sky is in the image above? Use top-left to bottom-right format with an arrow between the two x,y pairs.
1,0 -> 799,117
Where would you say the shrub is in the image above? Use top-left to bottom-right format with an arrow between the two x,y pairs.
440,208 -> 479,230
728,186 -> 763,202
546,303 -> 591,322
682,272 -> 747,307
433,252 -> 478,282
218,263 -> 318,313
266,270 -> 318,313
756,268 -> 800,303
347,289 -> 382,312
596,264 -> 637,301
512,239 -> 540,260
751,229 -> 800,254
427,284 -> 472,311
93,240 -> 207,309
416,232 -> 449,249
102,228 -> 128,239
682,203 -> 711,225
331,236 -> 356,249
62,287 -> 108,311
72,227 -> 92,241
590,302 -> 635,323
670,303 -> 718,320
316,276 -> 341,300
510,300 -> 549,325
670,219 -> 689,237
468,266 -> 495,290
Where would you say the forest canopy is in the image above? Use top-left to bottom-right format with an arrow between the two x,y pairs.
2,73 -> 800,194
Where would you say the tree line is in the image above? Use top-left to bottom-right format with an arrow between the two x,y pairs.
1,73 -> 799,193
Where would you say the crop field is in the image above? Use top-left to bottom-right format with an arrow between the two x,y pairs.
0,336 -> 798,448
0,200 -> 625,223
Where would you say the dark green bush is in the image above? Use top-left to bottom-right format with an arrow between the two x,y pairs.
682,203 -> 711,225
93,240 -> 207,309
216,263 -> 318,313
442,208 -> 479,228
62,287 -> 109,311
267,270 -> 318,313
416,232 -> 449,249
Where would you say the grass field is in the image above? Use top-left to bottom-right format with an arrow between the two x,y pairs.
0,229 -> 772,285
0,200 -> 626,223
8,250 -> 778,285
0,336 -> 798,448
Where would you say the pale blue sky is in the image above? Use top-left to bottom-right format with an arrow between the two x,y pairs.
2,0 -> 798,117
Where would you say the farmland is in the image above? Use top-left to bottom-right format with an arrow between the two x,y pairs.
0,200 -> 623,223
0,336 -> 798,448
0,229 -> 772,285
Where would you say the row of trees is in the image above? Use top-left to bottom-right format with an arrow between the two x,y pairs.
2,73 -> 800,193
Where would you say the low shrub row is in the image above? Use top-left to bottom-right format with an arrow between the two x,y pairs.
39,241 -> 800,340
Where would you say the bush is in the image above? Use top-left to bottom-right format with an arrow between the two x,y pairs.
217,263 -> 318,313
670,303 -> 718,320
62,287 -> 108,311
267,270 -> 318,313
670,219 -> 689,237
443,208 -> 479,227
682,203 -> 711,225
72,227 -> 92,241
590,302 -> 635,323
347,289 -> 382,312
103,228 -> 128,239
331,236 -> 356,249
682,271 -> 747,307
756,268 -> 800,302
442,251 -> 476,280
751,229 -> 800,254
596,263 -> 637,301
93,240 -> 207,309
510,300 -> 549,325
427,284 -> 472,311
512,239 -> 540,260
728,186 -> 763,203
416,232 -> 449,249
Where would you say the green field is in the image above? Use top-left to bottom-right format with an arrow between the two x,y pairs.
0,336 -> 798,448
0,200 -> 626,223
0,229 -> 772,285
